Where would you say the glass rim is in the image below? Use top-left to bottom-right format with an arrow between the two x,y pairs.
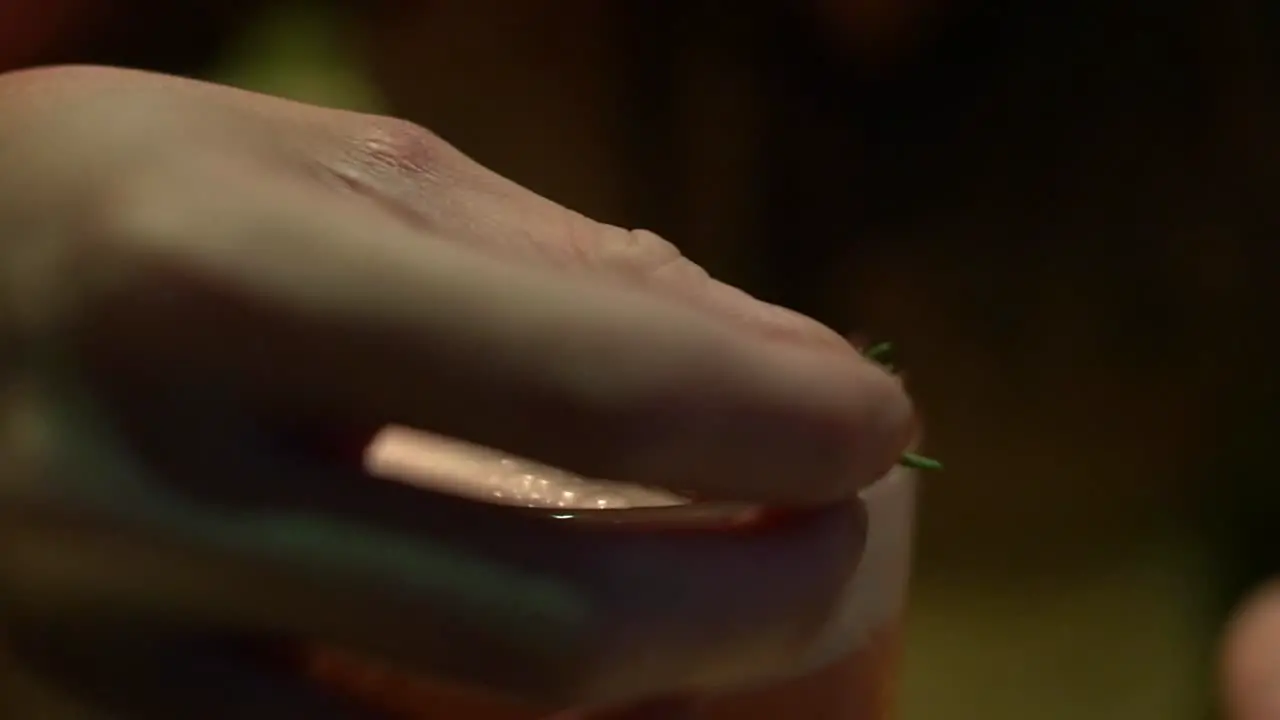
516,468 -> 906,530
370,426 -> 904,531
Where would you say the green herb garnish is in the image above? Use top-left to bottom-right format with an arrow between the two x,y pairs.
899,451 -> 943,470
865,342 -> 942,471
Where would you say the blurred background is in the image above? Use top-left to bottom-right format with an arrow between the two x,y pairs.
4,1 -> 1278,718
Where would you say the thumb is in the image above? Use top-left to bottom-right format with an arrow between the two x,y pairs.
1223,582 -> 1280,720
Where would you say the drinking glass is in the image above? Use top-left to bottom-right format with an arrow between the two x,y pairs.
307,429 -> 917,720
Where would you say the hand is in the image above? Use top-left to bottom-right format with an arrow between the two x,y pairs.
0,66 -> 912,717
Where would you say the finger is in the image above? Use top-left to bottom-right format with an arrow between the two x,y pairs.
314,113 -> 862,355
73,154 -> 912,504
5,67 -> 866,356
1223,581 -> 1280,720
51,67 -> 863,354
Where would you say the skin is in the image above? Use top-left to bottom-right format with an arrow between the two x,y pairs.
0,65 -> 912,717
1223,584 -> 1280,720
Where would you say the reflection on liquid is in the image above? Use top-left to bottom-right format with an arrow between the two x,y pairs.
367,426 -> 687,510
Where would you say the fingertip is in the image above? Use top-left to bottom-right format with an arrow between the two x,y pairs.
629,339 -> 915,505
838,336 -> 919,483
792,346 -> 916,498
850,356 -> 917,486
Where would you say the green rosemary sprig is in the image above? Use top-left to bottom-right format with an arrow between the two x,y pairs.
865,342 -> 942,471
864,341 -> 894,364
899,451 -> 943,470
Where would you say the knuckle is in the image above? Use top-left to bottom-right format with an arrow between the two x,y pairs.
324,115 -> 713,292
594,228 -> 847,352
575,222 -> 705,283
339,116 -> 458,184
623,228 -> 707,282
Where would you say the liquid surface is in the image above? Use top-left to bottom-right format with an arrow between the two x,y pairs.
367,426 -> 688,510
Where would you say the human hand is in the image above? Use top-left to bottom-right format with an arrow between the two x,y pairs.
0,66 -> 912,717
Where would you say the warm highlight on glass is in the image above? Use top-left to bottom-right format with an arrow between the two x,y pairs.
307,427 -> 916,720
